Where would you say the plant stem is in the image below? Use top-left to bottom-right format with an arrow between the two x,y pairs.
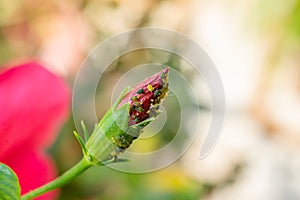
21,157 -> 94,200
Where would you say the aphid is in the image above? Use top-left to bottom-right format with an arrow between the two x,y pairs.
131,104 -> 136,110
131,96 -> 138,101
111,132 -> 135,149
154,90 -> 160,97
136,88 -> 144,94
136,106 -> 144,112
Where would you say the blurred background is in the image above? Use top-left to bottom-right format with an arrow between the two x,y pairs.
1,0 -> 300,199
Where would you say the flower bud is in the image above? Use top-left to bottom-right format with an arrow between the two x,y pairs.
118,67 -> 169,126
84,68 -> 169,164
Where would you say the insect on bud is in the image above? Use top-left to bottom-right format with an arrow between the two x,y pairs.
85,68 -> 169,164
118,67 -> 169,126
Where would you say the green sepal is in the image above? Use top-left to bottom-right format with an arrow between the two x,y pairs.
99,87 -> 136,149
103,158 -> 130,165
0,163 -> 21,200
80,120 -> 90,142
113,102 -> 130,133
73,131 -> 89,158
112,87 -> 130,110
105,102 -> 130,138
101,87 -> 131,133
132,117 -> 156,128
73,129 -> 99,164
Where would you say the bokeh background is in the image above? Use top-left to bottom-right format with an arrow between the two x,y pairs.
1,0 -> 300,199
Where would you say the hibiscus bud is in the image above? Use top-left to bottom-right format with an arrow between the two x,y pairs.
85,68 -> 169,164
118,68 -> 168,126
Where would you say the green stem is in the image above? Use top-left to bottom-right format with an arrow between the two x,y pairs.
21,157 -> 94,200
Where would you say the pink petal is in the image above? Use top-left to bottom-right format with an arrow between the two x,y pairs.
5,149 -> 59,199
0,62 -> 70,160
0,61 -> 70,199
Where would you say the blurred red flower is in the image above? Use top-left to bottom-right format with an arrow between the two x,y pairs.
0,62 -> 70,199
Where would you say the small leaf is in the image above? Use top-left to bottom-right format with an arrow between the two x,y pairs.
0,163 -> 21,200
